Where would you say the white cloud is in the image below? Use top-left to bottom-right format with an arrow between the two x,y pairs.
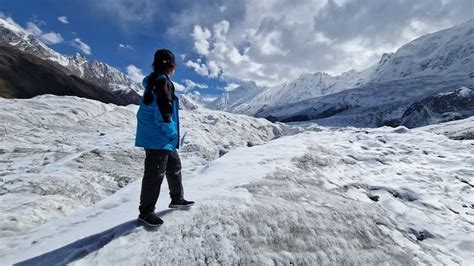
173,79 -> 209,92
187,20 -> 267,83
213,20 -> 229,39
90,0 -> 473,86
41,32 -> 64,45
185,59 -> 223,78
201,96 -> 217,102
173,81 -> 186,91
58,16 -> 69,24
182,0 -> 472,86
207,60 -> 222,77
25,21 -> 64,45
184,60 -> 210,77
191,25 -> 211,55
126,65 -> 145,83
223,83 -> 240,92
71,38 -> 92,55
183,79 -> 208,90
119,43 -> 133,49
26,22 -> 42,35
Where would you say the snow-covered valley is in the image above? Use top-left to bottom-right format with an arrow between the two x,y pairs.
259,76 -> 473,127
1,95 -> 473,265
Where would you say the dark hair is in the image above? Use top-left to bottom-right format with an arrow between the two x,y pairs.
143,49 -> 176,105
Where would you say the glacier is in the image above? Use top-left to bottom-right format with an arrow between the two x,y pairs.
0,95 -> 285,238
0,95 -> 472,265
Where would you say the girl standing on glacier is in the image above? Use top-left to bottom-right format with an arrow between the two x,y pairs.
135,49 -> 194,227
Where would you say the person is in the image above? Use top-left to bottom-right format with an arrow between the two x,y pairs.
135,49 -> 194,227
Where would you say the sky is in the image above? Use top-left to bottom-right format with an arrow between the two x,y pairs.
0,0 -> 472,100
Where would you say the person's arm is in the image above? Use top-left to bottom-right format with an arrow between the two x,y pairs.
153,78 -> 174,123
152,77 -> 178,140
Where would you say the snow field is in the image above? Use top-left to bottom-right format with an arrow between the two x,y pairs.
1,95 -> 472,265
0,95 -> 284,237
420,116 -> 474,140
72,126 -> 473,265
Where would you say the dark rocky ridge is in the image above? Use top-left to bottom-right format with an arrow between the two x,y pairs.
0,19 -> 141,104
0,45 -> 130,105
401,87 -> 474,128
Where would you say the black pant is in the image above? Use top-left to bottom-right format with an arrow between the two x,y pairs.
139,149 -> 184,215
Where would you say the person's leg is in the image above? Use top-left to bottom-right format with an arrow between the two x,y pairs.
165,149 -> 184,201
139,149 -> 169,216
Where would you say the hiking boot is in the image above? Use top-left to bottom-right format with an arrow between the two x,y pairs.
169,199 -> 195,208
138,212 -> 163,227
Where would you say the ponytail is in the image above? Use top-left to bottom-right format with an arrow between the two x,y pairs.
143,72 -> 158,105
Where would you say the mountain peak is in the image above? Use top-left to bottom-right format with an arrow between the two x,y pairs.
0,16 -> 141,104
72,53 -> 87,64
377,53 -> 394,66
0,16 -> 24,34
297,72 -> 331,80
73,52 -> 86,59
372,19 -> 474,82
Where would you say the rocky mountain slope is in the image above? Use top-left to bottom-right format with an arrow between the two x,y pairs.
371,20 -> 474,82
208,81 -> 265,113
401,87 -> 474,128
209,67 -> 374,116
0,16 -> 141,104
0,45 -> 131,105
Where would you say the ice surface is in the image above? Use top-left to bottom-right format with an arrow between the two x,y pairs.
420,116 -> 474,140
458,87 -> 472,97
0,95 -> 284,237
1,96 -> 472,265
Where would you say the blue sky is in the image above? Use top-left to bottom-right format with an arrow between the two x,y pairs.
1,0 -> 472,100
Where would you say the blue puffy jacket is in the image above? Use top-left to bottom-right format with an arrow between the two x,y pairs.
135,74 -> 180,151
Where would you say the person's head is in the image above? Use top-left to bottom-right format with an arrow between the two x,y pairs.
142,49 -> 176,105
152,49 -> 176,76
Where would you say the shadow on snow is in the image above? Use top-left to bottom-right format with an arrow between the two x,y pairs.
15,209 -> 178,266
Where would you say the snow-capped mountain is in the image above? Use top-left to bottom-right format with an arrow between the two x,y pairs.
401,87 -> 474,128
0,45 -> 133,105
1,95 -> 472,264
371,19 -> 474,82
210,20 -> 474,128
209,68 -> 374,115
257,75 -> 473,127
207,81 -> 265,112
178,93 -> 202,110
241,67 -> 375,115
0,16 -> 141,104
